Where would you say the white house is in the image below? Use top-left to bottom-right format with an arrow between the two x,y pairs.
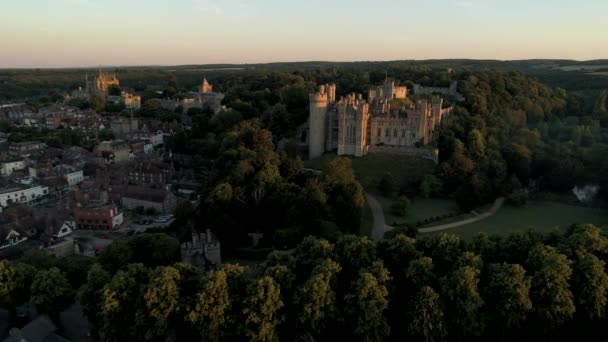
54,220 -> 74,239
63,169 -> 84,188
144,143 -> 154,154
0,185 -> 49,208
0,160 -> 25,177
112,212 -> 124,228
0,229 -> 27,250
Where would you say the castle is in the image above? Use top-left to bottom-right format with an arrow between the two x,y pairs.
307,79 -> 453,159
86,71 -> 120,96
181,229 -> 221,271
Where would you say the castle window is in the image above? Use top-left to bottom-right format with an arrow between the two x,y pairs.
377,128 -> 381,137
402,130 -> 406,137
393,129 -> 397,137
385,129 -> 389,137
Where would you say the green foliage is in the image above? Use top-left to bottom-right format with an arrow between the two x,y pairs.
419,174 -> 443,199
390,195 -> 410,217
30,267 -> 73,319
378,172 -> 395,197
98,128 -> 115,141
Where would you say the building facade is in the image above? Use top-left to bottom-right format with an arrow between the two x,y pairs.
0,185 -> 49,208
307,79 -> 453,159
74,205 -> 123,230
0,159 -> 25,177
121,186 -> 177,214
181,229 -> 221,270
86,71 -> 120,96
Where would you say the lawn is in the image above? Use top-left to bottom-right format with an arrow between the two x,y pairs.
436,201 -> 608,240
305,153 -> 435,189
374,194 -> 459,227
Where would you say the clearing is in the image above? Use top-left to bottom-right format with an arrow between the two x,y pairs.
436,201 -> 608,240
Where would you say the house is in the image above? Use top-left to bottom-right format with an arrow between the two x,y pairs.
95,140 -> 130,162
0,185 -> 49,209
0,228 -> 27,250
61,167 -> 84,188
128,161 -> 174,186
0,159 -> 25,177
74,205 -> 123,230
121,185 -> 177,214
9,141 -> 46,155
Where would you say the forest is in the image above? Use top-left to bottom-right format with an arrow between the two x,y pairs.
2,225 -> 608,341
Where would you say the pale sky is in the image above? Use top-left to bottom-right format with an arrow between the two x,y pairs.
1,0 -> 607,67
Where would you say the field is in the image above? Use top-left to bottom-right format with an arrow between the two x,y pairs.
431,201 -> 608,240
374,195 -> 459,226
305,153 -> 436,189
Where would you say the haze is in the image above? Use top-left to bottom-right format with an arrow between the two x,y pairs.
1,0 -> 607,68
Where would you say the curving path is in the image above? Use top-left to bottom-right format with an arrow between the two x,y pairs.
365,194 -> 505,239
417,197 -> 505,233
365,193 -> 393,240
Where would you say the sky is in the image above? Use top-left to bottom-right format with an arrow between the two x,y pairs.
0,0 -> 607,68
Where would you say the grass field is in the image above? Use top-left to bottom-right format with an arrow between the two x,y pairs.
435,201 -> 608,240
373,194 -> 459,226
305,153 -> 435,189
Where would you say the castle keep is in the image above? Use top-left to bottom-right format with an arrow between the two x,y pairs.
307,79 -> 453,159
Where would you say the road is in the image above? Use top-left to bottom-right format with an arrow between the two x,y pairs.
366,193 -> 393,240
418,197 -> 505,233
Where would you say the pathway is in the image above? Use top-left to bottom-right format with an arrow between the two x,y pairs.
366,192 -> 393,240
365,194 -> 505,239
417,197 -> 505,233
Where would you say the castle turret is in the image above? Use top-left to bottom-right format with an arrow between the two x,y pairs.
309,85 -> 329,159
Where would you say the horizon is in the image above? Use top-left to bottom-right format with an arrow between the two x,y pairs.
3,58 -> 608,71
1,0 -> 607,68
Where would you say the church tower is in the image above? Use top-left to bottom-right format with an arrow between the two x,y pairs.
201,77 -> 213,93
309,85 -> 329,160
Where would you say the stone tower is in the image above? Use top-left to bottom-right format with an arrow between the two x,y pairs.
308,85 -> 330,160
336,93 -> 369,157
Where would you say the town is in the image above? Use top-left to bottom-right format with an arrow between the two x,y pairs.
0,72 -> 221,270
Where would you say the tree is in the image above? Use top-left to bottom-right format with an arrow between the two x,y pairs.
91,93 -> 106,112
30,267 -> 73,321
137,266 -> 181,341
98,128 -> 115,142
140,99 -> 164,117
526,245 -> 575,328
485,263 -> 532,330
295,259 -> 341,340
108,84 -> 121,96
127,233 -> 181,268
243,275 -> 284,342
378,172 -> 395,197
187,269 -> 232,341
98,241 -> 133,274
0,261 -> 36,310
294,236 -> 335,280
100,264 -> 150,342
344,271 -> 390,341
419,174 -> 443,198
79,263 -> 111,332
571,252 -> 608,320
390,195 -> 410,217
408,286 -> 447,341
440,266 -> 484,338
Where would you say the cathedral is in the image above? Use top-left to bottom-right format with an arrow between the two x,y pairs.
86,70 -> 120,96
307,79 -> 453,159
